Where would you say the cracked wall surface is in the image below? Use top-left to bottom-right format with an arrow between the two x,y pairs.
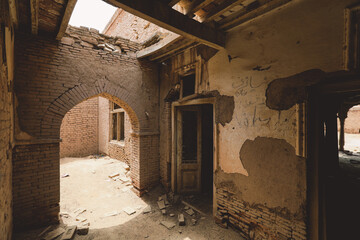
158,0 -> 359,238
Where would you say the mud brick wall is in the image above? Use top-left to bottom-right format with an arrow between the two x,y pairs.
216,188 -> 306,240
13,26 -> 159,227
12,143 -> 60,229
343,107 -> 360,134
60,97 -> 99,158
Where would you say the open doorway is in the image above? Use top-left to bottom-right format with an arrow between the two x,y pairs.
172,101 -> 214,214
59,96 -> 147,229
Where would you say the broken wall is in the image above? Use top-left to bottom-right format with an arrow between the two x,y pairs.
13,26 -> 159,228
103,9 -> 170,43
60,97 -> 99,158
159,0 -> 357,238
0,25 -> 14,240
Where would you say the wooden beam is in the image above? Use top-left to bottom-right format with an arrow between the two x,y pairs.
168,0 -> 182,7
56,0 -> 78,40
137,34 -> 181,58
186,0 -> 213,16
30,0 -> 39,35
203,0 -> 245,23
219,0 -> 291,31
104,0 -> 225,49
8,0 -> 18,26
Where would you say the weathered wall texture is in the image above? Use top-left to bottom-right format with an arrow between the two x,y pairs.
343,106 -> 360,134
99,96 -> 110,155
103,9 -> 169,43
158,0 -> 358,238
13,26 -> 159,228
0,26 -> 14,240
108,112 -> 132,165
98,96 -> 133,165
207,0 -> 357,238
60,97 -> 99,158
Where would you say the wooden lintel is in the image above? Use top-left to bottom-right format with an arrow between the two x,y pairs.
8,0 -> 18,27
137,34 -> 181,59
104,0 -> 225,49
30,0 -> 39,35
56,0 -> 78,40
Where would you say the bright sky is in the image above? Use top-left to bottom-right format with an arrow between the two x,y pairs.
69,0 -> 118,32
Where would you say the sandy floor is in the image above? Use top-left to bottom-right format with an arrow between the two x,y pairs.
14,156 -> 244,240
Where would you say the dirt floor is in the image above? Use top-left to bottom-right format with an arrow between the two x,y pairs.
13,156 -> 244,240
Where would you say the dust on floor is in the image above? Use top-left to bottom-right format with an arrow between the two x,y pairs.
13,156 -> 244,240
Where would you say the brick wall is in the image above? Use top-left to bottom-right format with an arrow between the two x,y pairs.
98,97 -> 110,155
103,9 -> 170,43
0,25 -> 14,240
13,26 -> 159,228
12,143 -> 60,229
60,97 -> 99,157
108,113 -> 132,165
216,188 -> 306,240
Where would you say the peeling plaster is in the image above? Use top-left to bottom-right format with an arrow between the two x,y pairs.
215,137 -> 306,219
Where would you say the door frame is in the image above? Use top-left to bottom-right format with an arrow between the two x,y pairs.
171,97 -> 218,214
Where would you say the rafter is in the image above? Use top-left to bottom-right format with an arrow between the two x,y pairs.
104,0 -> 226,49
219,0 -> 291,31
203,0 -> 245,23
168,0 -> 182,7
30,0 -> 39,34
56,0 -> 77,40
186,0 -> 213,16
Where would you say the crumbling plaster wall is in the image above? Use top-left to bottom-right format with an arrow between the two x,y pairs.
159,0 -> 356,238
207,0 -> 357,237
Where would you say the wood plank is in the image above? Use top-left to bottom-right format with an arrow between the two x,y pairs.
137,34 -> 181,58
150,41 -> 199,61
8,0 -> 18,26
186,0 -> 214,16
56,0 -> 77,40
219,0 -> 291,31
30,0 -> 39,34
104,0 -> 225,49
203,0 -> 245,23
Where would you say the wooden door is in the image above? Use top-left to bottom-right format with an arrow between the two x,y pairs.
177,106 -> 202,193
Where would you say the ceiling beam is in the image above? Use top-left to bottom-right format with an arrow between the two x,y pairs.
219,0 -> 291,31
203,0 -> 245,23
8,0 -> 18,27
168,0 -> 182,7
30,0 -> 39,34
186,0 -> 213,16
104,0 -> 225,49
56,0 -> 78,40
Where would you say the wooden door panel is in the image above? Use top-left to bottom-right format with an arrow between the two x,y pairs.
177,106 -> 202,193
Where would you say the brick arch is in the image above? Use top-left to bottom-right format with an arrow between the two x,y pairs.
40,79 -> 144,139
37,79 -> 159,194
